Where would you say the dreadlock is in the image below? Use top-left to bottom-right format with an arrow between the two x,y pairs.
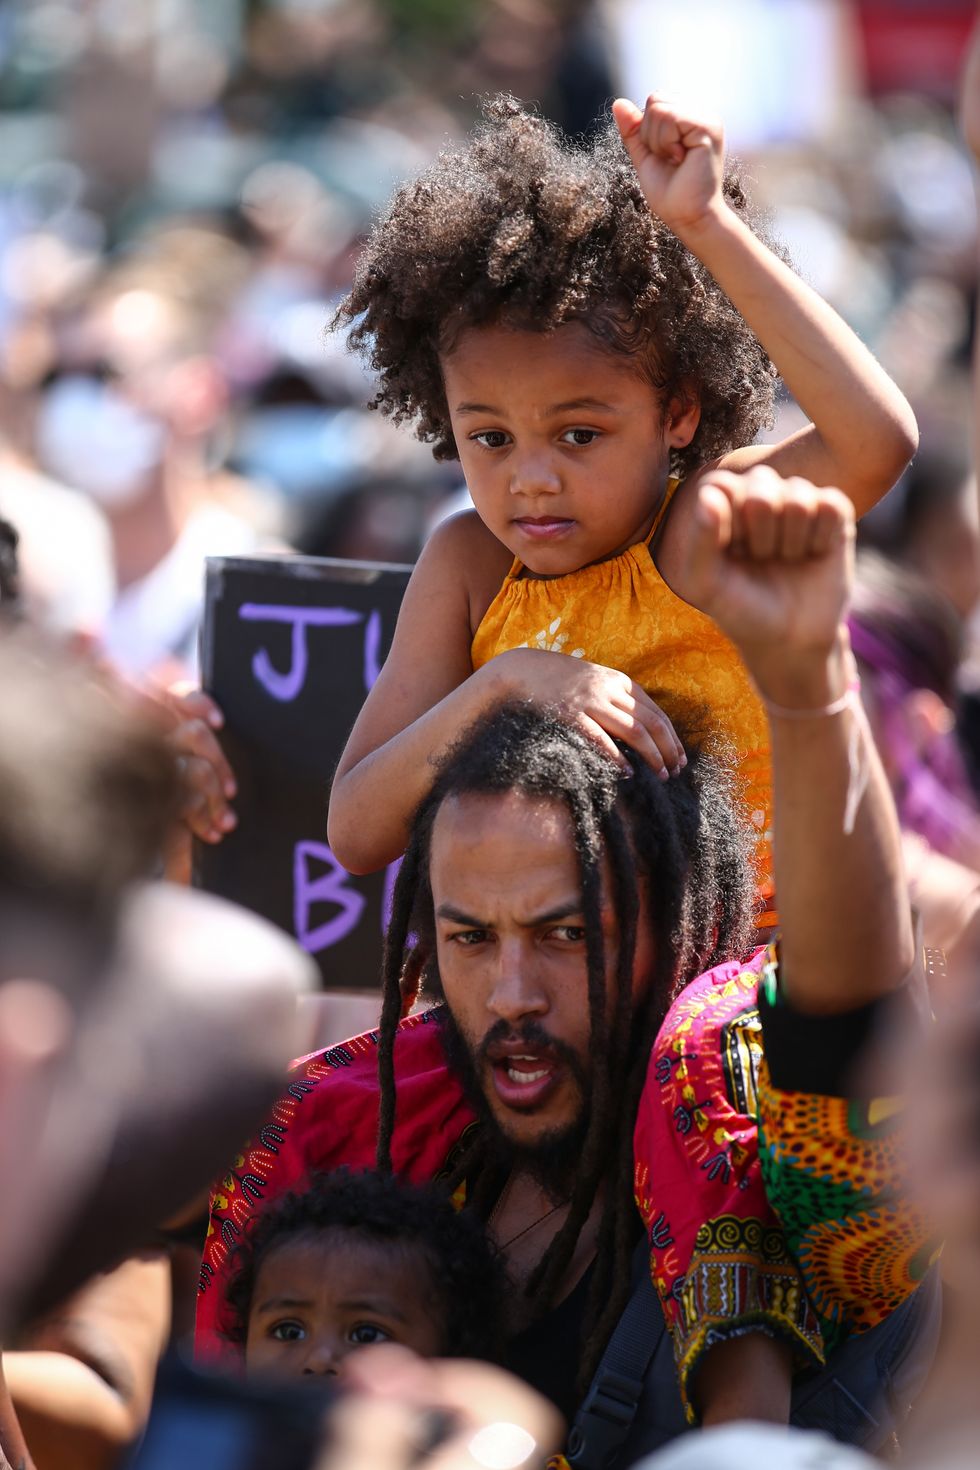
376,702 -> 753,1387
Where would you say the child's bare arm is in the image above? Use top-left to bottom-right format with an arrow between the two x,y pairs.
612,96 -> 918,514
328,514 -> 505,873
329,513 -> 685,875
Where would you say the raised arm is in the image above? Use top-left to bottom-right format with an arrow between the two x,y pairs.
613,97 -> 918,513
679,464 -> 914,1012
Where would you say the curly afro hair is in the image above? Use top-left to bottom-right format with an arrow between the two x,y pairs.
336,96 -> 784,478
223,1167 -> 505,1361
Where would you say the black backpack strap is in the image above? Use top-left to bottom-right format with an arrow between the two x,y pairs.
566,1267 -> 666,1470
789,1267 -> 942,1450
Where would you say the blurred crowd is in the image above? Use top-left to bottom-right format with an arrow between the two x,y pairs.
0,0 -> 622,679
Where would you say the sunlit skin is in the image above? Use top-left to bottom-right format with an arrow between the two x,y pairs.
245,1230 -> 445,1380
441,321 -> 700,578
430,790 -> 654,1153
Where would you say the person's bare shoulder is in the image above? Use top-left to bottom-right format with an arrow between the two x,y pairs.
423,509 -> 514,636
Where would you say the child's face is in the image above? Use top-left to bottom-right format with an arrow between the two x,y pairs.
441,321 -> 698,575
244,1228 -> 446,1379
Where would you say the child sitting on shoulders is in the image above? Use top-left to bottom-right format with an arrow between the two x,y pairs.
326,93 -> 918,928
223,1168 -> 504,1379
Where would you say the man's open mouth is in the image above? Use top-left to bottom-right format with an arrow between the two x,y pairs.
488,1050 -> 560,1110
504,1054 -> 550,1084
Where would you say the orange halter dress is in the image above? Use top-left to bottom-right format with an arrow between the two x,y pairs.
471,481 -> 776,927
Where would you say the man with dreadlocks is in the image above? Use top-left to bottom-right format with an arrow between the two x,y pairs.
197,467 -> 934,1465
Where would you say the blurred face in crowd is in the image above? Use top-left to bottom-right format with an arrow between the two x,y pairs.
429,790 -> 653,1175
245,1228 -> 444,1379
35,288 -> 220,510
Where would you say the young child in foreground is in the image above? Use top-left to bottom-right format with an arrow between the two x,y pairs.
326,93 -> 917,926
223,1168 -> 504,1379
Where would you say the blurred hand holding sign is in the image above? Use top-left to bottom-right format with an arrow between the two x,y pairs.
194,556 -> 410,992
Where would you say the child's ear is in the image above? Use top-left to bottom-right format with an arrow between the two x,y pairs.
664,393 -> 701,449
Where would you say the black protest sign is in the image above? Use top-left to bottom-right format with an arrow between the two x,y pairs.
195,555 -> 411,989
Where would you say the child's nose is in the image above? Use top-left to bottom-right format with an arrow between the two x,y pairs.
509,449 -> 560,497
302,1335 -> 343,1376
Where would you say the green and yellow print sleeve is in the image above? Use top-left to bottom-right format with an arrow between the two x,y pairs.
756,1066 -> 938,1355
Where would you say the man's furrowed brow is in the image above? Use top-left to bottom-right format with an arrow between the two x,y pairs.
435,903 -> 485,926
436,900 -> 584,927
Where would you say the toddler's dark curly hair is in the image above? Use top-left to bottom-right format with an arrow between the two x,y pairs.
223,1168 -> 504,1361
336,96 -> 784,478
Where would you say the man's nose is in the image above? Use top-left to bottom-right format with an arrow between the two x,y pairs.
509,448 -> 560,497
487,938 -> 548,1024
302,1336 -> 343,1376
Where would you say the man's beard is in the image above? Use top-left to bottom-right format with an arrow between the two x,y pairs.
438,1005 -> 592,1202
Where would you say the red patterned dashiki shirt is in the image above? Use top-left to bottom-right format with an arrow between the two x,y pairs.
635,948 -> 822,1420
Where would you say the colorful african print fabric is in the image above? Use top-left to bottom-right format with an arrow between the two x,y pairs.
757,1064 -> 938,1356
635,948 -> 822,1422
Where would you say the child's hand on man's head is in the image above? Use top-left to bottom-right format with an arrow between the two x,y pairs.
612,95 -> 725,239
491,646 -> 686,780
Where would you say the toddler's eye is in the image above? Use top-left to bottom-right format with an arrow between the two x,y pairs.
269,1320 -> 306,1342
471,430 -> 510,449
349,1323 -> 392,1345
561,428 -> 599,446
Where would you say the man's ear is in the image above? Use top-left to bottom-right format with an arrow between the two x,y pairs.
664,392 -> 701,450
